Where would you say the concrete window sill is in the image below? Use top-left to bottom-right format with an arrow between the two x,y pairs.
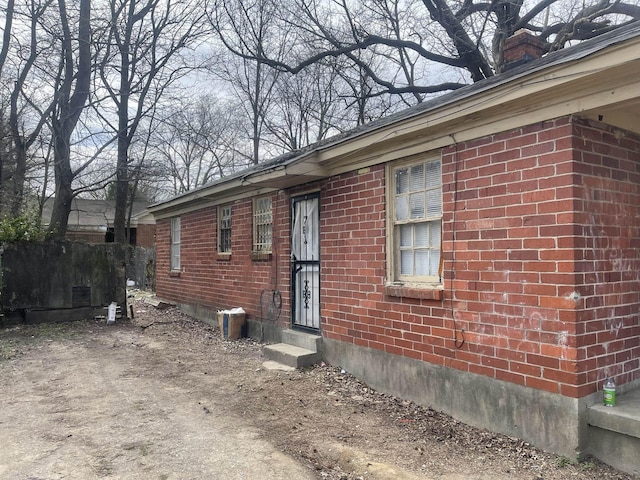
250,252 -> 272,261
384,284 -> 444,301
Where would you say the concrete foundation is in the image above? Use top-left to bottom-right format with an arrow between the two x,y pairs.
586,386 -> 640,475
246,318 -> 282,344
178,303 -> 283,344
322,337 -> 584,459
25,307 -> 95,324
178,302 -> 217,327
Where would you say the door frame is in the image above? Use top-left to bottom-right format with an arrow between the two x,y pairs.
290,192 -> 321,332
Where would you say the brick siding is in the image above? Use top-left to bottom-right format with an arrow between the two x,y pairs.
156,193 -> 291,325
157,115 -> 640,399
136,224 -> 156,248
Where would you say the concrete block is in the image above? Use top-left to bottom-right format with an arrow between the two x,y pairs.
281,329 -> 322,352
263,343 -> 319,368
586,388 -> 640,475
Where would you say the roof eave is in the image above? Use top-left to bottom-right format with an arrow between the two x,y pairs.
149,153 -> 327,217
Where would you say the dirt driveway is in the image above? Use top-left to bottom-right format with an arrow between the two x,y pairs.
0,299 -> 634,480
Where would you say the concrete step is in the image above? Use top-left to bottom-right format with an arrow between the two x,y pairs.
586,387 -> 640,475
263,343 -> 319,369
262,360 -> 296,372
281,329 -> 322,352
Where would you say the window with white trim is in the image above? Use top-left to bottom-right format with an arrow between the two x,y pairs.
253,196 -> 272,253
170,217 -> 181,270
389,158 -> 442,283
218,205 -> 232,253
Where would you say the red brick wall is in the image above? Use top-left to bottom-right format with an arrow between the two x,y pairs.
573,118 -> 640,393
156,115 -> 640,399
156,193 -> 292,325
136,224 -> 156,248
320,116 -> 639,399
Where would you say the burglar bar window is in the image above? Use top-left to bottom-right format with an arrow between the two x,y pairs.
218,205 -> 232,253
253,196 -> 272,253
170,217 -> 180,270
391,158 -> 442,283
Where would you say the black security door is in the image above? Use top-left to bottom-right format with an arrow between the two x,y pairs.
291,194 -> 320,330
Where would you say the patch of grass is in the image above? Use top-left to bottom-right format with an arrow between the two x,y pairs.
554,455 -> 571,468
579,458 -> 596,471
0,340 -> 19,361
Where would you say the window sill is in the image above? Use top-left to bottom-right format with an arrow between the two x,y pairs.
217,253 -> 232,261
169,271 -> 181,278
251,251 -> 272,261
384,283 -> 444,301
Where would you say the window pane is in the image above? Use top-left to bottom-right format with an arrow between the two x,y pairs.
430,250 -> 441,276
400,224 -> 412,247
410,193 -> 424,219
410,164 -> 424,191
254,197 -> 272,252
219,206 -> 232,252
430,221 -> 441,247
400,250 -> 412,275
395,168 -> 409,194
426,160 -> 441,189
396,196 -> 408,221
172,218 -> 180,242
426,189 -> 441,217
415,250 -> 429,275
415,223 -> 428,247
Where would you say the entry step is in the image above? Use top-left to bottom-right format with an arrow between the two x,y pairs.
281,329 -> 322,352
263,343 -> 319,369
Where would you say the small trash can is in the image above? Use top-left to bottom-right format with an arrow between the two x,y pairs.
217,308 -> 246,339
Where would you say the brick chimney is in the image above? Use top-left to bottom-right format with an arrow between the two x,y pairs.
503,30 -> 546,71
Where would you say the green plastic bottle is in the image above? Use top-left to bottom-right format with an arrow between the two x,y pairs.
603,377 -> 616,407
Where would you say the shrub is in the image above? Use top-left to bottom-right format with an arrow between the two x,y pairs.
0,213 -> 47,243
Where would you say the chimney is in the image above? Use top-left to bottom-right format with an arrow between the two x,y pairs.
502,30 -> 546,71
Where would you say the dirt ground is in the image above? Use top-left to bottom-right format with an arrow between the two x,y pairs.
0,297 -> 635,480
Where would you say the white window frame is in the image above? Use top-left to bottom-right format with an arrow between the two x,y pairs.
387,156 -> 443,285
170,217 -> 181,271
253,196 -> 272,253
218,205 -> 232,254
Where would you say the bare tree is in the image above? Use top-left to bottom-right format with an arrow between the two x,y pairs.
263,66 -> 338,151
150,95 -> 248,195
47,0 -> 92,238
220,0 -> 640,99
0,0 -> 57,217
94,0 -> 208,243
207,0 -> 297,164
262,60 -> 384,151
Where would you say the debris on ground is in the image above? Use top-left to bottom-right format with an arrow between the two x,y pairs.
0,299 -> 634,480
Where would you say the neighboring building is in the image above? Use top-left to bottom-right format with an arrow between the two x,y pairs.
41,198 -> 156,247
148,24 -> 640,473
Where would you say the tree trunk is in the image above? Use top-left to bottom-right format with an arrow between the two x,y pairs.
114,135 -> 129,244
47,0 -> 91,239
113,14 -> 131,245
48,125 -> 75,238
9,146 -> 27,216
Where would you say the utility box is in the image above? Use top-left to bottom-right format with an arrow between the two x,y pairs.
217,308 -> 246,339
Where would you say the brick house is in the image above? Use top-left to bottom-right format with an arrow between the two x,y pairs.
149,24 -> 640,472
